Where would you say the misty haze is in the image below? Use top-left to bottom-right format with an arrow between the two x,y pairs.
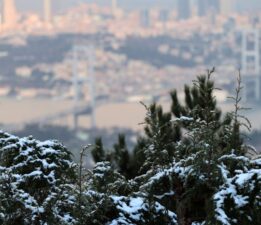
0,0 -> 261,147
0,1 -> 260,225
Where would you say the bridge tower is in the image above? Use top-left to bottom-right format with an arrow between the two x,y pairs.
111,0 -> 117,16
72,45 -> 96,130
241,29 -> 261,102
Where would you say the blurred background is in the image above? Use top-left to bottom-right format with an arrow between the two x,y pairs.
1,0 -> 261,160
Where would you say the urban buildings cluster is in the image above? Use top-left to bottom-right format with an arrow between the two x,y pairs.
0,0 -> 260,103
177,0 -> 235,20
1,0 -> 51,31
0,0 -> 256,35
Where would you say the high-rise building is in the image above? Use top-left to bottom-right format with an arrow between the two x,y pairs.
197,0 -> 220,17
159,9 -> 169,23
140,9 -> 150,27
2,0 -> 18,28
209,0 -> 220,13
112,0 -> 117,15
198,0 -> 208,17
220,0 -> 234,15
44,0 -> 52,23
177,0 -> 191,20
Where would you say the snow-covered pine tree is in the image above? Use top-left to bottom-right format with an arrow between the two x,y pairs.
0,131 -> 77,224
170,68 -> 241,153
170,68 -> 222,123
88,69 -> 259,225
138,103 -> 181,172
82,160 -> 178,225
138,72 -> 260,225
92,134 -> 132,178
91,69 -> 236,180
80,161 -> 130,224
91,103 -> 181,179
0,70 -> 259,225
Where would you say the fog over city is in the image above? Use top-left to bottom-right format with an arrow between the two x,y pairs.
1,0 -> 261,152
0,2 -> 260,224
15,0 -> 261,12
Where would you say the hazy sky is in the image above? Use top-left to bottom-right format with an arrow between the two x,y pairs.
15,0 -> 261,13
16,0 -> 175,12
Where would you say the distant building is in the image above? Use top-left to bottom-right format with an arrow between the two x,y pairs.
2,0 -> 18,28
208,0 -> 220,14
111,0 -> 118,16
159,9 -> 169,23
223,17 -> 236,32
198,0 -> 208,17
220,0 -> 235,15
44,0 -> 52,23
197,0 -> 220,17
140,9 -> 150,28
177,0 -> 191,20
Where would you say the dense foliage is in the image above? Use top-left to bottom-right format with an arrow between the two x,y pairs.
0,71 -> 260,225
0,132 -> 76,224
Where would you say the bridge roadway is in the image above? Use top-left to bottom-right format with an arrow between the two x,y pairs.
0,98 -> 109,132
28,98 -> 110,126
0,93 -> 167,132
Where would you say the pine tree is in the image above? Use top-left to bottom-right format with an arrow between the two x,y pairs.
91,137 -> 106,162
137,72 -> 260,225
129,137 -> 148,176
0,71 -> 260,225
91,134 -> 132,178
91,68 -> 236,179
0,131 -> 76,224
139,103 -> 181,171
170,68 -> 243,158
80,161 -> 132,225
91,103 -> 181,179
170,68 -> 222,123
111,134 -> 130,177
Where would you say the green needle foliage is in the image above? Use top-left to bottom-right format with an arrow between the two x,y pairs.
1,70 -> 259,225
89,69 -> 260,225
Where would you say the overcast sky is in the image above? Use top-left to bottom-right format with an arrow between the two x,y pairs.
15,0 -> 261,13
16,0 -> 175,12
